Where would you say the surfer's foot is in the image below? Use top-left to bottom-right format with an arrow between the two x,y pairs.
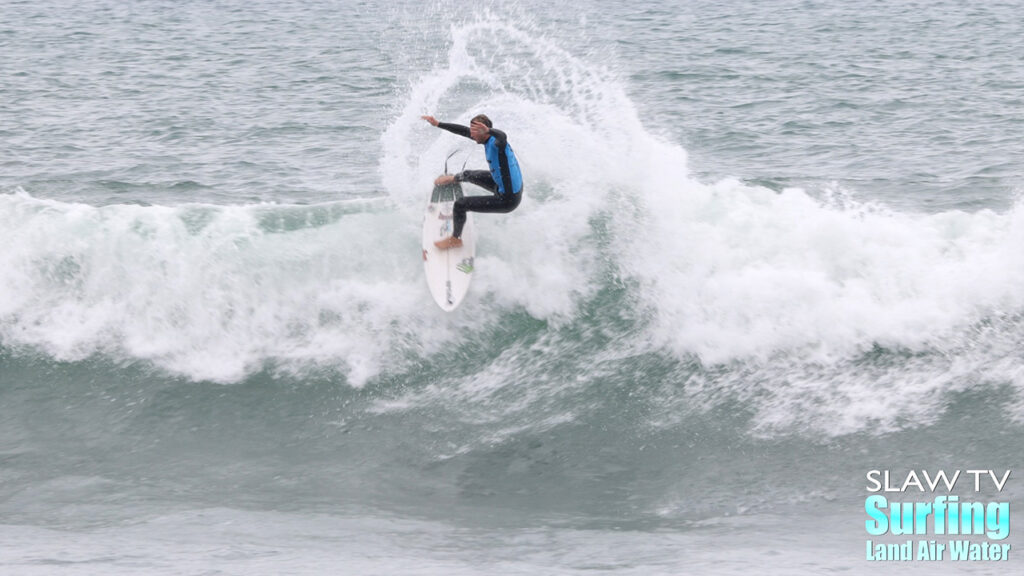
434,236 -> 463,250
435,174 -> 456,186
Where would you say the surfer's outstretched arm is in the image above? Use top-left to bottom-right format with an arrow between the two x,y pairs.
421,115 -> 472,139
436,122 -> 472,139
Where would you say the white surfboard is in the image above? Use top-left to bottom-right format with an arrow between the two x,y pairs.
422,182 -> 476,311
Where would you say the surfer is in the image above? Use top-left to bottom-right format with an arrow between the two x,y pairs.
422,114 -> 523,250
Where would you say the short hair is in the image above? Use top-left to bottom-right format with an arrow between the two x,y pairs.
471,114 -> 492,128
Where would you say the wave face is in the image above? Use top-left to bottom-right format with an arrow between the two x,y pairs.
5,17 -> 1024,436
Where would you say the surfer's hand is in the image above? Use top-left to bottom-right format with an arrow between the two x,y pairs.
470,120 -> 489,139
421,115 -> 439,126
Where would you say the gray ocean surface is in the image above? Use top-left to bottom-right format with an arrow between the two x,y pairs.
2,0 -> 1023,574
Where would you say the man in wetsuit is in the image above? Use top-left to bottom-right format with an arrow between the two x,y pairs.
421,113 -> 523,250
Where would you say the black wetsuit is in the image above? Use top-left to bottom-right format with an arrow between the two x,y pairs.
437,122 -> 523,238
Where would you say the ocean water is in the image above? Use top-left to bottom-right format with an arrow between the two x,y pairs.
2,0 -> 1023,574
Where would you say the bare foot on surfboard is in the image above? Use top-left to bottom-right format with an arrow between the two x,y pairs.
434,236 -> 463,250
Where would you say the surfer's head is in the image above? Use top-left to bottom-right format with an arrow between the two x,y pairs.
469,114 -> 492,143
